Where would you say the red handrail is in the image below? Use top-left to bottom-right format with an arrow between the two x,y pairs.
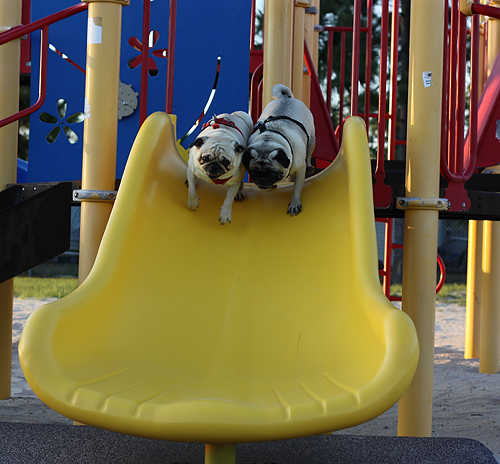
471,3 -> 500,20
350,0 -> 362,116
440,2 -> 479,211
0,3 -> 88,129
304,42 -> 340,154
139,0 -> 151,126
165,0 -> 177,115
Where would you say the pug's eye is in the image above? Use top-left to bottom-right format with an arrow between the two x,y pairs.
201,155 -> 211,164
221,158 -> 231,169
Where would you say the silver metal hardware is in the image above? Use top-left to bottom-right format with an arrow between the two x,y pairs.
73,189 -> 117,203
396,197 -> 450,211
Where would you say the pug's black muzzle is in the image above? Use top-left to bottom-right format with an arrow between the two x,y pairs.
248,167 -> 282,190
204,162 -> 225,180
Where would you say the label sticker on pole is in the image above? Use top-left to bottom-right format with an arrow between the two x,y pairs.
422,71 -> 432,88
87,17 -> 102,44
83,97 -> 91,120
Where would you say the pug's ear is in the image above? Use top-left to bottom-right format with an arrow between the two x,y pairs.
233,142 -> 245,155
242,149 -> 253,170
189,137 -> 207,149
273,149 -> 290,169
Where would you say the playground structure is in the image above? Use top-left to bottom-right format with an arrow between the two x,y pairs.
0,0 -> 500,462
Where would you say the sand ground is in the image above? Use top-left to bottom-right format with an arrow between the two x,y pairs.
1,299 -> 499,459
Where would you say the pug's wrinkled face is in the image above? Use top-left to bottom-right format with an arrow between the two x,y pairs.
190,137 -> 245,181
242,144 -> 291,190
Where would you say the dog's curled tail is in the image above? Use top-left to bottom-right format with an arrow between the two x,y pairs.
272,84 -> 294,100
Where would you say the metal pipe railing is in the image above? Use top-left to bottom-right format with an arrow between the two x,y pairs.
440,1 -> 480,211
304,41 -> 340,155
350,0 -> 362,116
364,0 -> 373,131
139,0 -> 151,125
0,3 -> 88,129
165,0 -> 177,115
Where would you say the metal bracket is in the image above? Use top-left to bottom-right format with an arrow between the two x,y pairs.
305,6 -> 319,14
73,189 -> 117,203
396,197 -> 450,211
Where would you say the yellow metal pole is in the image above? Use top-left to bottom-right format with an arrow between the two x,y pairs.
477,4 -> 500,374
465,3 -> 486,361
205,443 -> 236,464
78,0 -> 128,284
263,0 -> 294,106
397,0 -> 445,437
480,220 -> 500,373
0,0 -> 22,400
465,220 -> 483,358
292,1 -> 310,101
302,0 -> 318,108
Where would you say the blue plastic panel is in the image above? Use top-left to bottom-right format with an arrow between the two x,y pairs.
28,0 -> 251,182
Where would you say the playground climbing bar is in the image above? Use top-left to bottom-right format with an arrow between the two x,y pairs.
0,3 -> 88,129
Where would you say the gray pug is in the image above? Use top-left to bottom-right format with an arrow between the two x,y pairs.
187,111 -> 253,224
243,84 -> 315,216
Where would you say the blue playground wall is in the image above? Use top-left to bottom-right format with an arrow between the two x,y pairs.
28,0 -> 252,182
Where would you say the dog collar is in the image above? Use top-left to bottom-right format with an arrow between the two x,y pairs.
211,176 -> 232,185
201,115 -> 245,138
251,115 -> 311,149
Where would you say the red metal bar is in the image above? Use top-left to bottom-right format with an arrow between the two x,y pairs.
304,42 -> 340,154
376,0 -> 389,171
436,254 -> 446,294
364,0 -> 373,130
0,3 -> 88,128
0,3 -> 87,46
339,31 -> 346,141
165,0 -> 177,114
441,1 -> 450,174
250,62 -> 263,124
250,0 -> 257,51
455,12 -> 467,177
0,25 -> 48,129
326,29 -> 334,114
323,26 -> 369,33
471,3 -> 500,20
467,13 -> 479,177
441,4 -> 477,183
20,0 -> 31,74
389,0 -> 400,160
139,0 -> 151,126
351,0 -> 362,116
448,1 -> 458,172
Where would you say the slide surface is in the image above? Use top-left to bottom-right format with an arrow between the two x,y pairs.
19,114 -> 418,443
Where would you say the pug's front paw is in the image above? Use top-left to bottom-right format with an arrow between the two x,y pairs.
187,196 -> 199,211
235,191 -> 245,202
219,208 -> 231,225
287,202 -> 302,216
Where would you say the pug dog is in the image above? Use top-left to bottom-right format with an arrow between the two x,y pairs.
187,111 -> 253,224
243,84 -> 315,216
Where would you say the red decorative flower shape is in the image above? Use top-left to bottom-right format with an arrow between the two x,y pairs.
127,30 -> 168,77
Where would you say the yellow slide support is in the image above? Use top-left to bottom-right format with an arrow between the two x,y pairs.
19,113 -> 418,443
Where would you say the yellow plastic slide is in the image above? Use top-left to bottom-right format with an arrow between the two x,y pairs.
19,113 -> 418,443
